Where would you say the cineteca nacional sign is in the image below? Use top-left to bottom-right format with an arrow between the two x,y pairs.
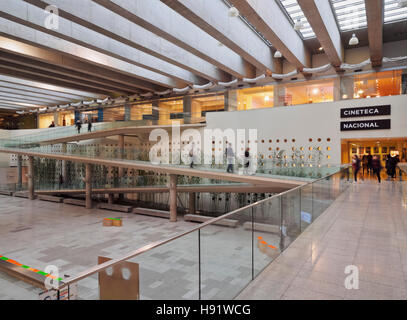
340,105 -> 391,131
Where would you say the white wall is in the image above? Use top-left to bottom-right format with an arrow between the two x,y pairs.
206,94 -> 407,165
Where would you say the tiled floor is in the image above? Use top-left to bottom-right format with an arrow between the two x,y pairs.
0,195 -> 277,300
237,180 -> 407,300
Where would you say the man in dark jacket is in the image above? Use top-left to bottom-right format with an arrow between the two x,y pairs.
372,155 -> 382,183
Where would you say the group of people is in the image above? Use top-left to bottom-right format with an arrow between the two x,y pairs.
352,152 -> 400,183
188,143 -> 252,175
75,119 -> 92,134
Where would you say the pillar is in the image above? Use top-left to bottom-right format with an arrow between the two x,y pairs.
152,101 -> 159,121
169,174 -> 177,222
124,103 -> 131,121
224,90 -> 238,111
188,192 -> 196,215
85,163 -> 92,209
54,112 -> 59,126
17,155 -> 22,190
27,156 -> 34,200
183,96 -> 191,124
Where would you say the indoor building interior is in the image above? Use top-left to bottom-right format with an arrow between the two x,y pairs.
0,0 -> 407,302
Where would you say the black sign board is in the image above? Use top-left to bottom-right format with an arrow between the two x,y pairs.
340,105 -> 391,118
340,119 -> 391,131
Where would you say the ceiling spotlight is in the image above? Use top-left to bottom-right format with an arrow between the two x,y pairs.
318,47 -> 324,51
349,33 -> 359,46
294,19 -> 303,31
274,50 -> 282,58
397,0 -> 407,8
264,96 -> 270,102
228,6 -> 239,17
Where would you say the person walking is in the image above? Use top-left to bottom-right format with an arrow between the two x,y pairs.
225,143 -> 235,173
189,142 -> 195,168
75,119 -> 82,134
87,119 -> 92,133
351,155 -> 361,183
386,154 -> 394,180
372,155 -> 382,183
243,147 -> 250,175
361,154 -> 368,176
367,152 -> 373,174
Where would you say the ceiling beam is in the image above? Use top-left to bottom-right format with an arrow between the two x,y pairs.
0,19 -> 180,90
0,92 -> 62,105
0,36 -> 164,93
0,65 -> 113,96
0,50 -> 144,95
229,0 -> 311,70
24,0 -> 229,83
0,75 -> 103,101
0,60 -> 130,96
0,88 -> 68,104
93,0 -> 256,79
160,0 -> 280,74
298,0 -> 344,69
2,0 -> 199,86
365,0 -> 384,67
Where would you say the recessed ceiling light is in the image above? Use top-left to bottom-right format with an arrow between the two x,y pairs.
318,47 -> 324,51
274,50 -> 282,58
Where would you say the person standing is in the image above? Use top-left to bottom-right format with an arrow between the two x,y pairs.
243,147 -> 250,175
367,152 -> 373,174
88,119 -> 92,133
225,143 -> 235,173
75,119 -> 82,134
189,142 -> 195,168
372,155 -> 382,183
361,154 -> 368,176
351,155 -> 361,183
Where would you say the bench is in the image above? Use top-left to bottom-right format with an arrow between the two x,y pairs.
97,203 -> 133,213
243,222 -> 280,234
38,195 -> 64,203
0,256 -> 60,290
0,190 -> 13,196
63,198 -> 86,207
133,207 -> 170,219
184,214 -> 239,228
13,191 -> 30,198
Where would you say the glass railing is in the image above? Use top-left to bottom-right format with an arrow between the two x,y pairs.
0,120 -> 157,147
41,165 -> 349,300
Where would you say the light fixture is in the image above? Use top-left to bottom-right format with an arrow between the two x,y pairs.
342,94 -> 348,99
397,0 -> 407,8
318,47 -> 324,51
294,19 -> 303,31
264,96 -> 270,102
349,33 -> 359,46
358,89 -> 364,94
217,41 -> 224,47
274,50 -> 282,58
312,88 -> 319,95
228,6 -> 239,17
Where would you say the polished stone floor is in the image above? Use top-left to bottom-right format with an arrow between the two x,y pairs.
0,195 -> 277,300
237,180 -> 407,300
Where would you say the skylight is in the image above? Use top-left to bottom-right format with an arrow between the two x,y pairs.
384,0 -> 407,23
278,0 -> 316,39
330,0 -> 367,32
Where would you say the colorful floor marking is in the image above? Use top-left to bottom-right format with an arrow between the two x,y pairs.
104,218 -> 122,221
257,236 -> 277,250
0,255 -> 63,281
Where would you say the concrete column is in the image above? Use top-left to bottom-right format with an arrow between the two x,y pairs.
340,75 -> 354,99
108,193 -> 114,204
169,174 -> 178,222
189,192 -> 196,215
27,156 -> 34,200
54,112 -> 59,126
183,96 -> 191,124
224,90 -> 238,111
152,101 -> 159,121
17,155 -> 22,190
85,163 -> 92,209
124,103 -> 131,121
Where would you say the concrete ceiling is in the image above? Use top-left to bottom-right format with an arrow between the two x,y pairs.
0,0 -> 404,114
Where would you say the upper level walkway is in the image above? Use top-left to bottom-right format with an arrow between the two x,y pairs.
237,179 -> 407,300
